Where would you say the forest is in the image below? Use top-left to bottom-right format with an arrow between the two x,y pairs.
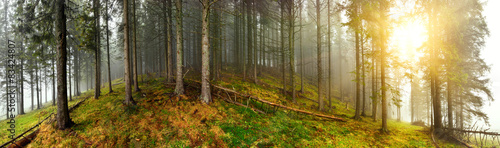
0,0 -> 498,147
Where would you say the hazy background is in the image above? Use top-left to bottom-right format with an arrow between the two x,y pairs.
480,0 -> 499,132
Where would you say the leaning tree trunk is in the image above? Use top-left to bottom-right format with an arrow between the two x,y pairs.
174,0 -> 185,95
55,0 -> 75,129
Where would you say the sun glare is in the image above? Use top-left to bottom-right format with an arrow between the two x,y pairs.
391,20 -> 427,61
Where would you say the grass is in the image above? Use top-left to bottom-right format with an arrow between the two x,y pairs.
0,91 -> 92,144
2,72 -> 459,147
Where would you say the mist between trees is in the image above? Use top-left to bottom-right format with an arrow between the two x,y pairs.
0,0 -> 493,135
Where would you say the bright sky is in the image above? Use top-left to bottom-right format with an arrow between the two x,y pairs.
480,0 -> 500,132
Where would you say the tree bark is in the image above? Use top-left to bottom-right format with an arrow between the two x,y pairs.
287,1 -> 295,103
315,0 -> 323,111
55,0 -> 75,129
132,0 -> 140,92
200,0 -> 214,103
174,0 -> 185,95
372,42 -> 377,121
94,0 -> 101,100
166,0 -> 173,82
354,3 -> 361,119
380,0 -> 388,132
280,0 -> 286,95
327,0 -> 332,109
105,0 -> 113,93
299,2 -> 304,93
123,0 -> 136,105
361,32 -> 366,116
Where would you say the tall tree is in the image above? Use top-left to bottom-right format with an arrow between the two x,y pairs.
55,0 -> 75,129
94,0 -> 101,99
132,0 -> 140,92
123,0 -> 136,105
286,0 -> 296,103
315,0 -> 323,110
165,0 -> 173,82
174,0 -> 185,95
105,0 -> 113,93
327,0 -> 332,109
200,0 -> 218,103
379,0 -> 389,132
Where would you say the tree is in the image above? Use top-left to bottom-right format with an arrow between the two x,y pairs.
174,0 -> 185,95
132,0 -> 140,92
55,0 -> 75,129
200,0 -> 218,104
123,0 -> 136,105
379,0 -> 389,132
105,0 -> 113,93
315,0 -> 323,111
165,0 -> 173,82
286,0 -> 296,103
94,0 -> 101,100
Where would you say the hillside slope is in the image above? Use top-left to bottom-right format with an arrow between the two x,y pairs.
3,73 -> 457,147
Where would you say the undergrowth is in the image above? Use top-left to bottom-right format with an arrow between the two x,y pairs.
3,72 -> 458,147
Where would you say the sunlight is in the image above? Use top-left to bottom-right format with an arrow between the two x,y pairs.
391,20 -> 427,61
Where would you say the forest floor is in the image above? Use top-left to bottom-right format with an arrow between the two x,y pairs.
2,71 -> 459,147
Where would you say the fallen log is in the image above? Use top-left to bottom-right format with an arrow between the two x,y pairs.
186,79 -> 346,122
1,113 -> 53,148
2,97 -> 89,148
444,128 -> 500,135
213,92 -> 266,114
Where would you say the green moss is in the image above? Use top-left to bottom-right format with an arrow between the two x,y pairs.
2,73 -> 460,147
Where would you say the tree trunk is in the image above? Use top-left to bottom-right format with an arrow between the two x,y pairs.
36,58 -> 40,109
327,0 -> 332,109
286,1 -> 295,103
52,50 -> 56,106
380,1 -> 388,132
94,0 -> 101,100
280,0 -> 286,95
19,42 -> 25,114
106,0 -> 113,93
200,0 -> 213,104
354,5 -> 361,119
253,0 -> 257,83
123,0 -> 136,105
447,79 -> 453,129
299,2 -> 304,93
132,0 -> 140,92
55,0 -> 75,129
68,47 -> 72,101
174,0 -> 185,95
361,32 -> 366,116
316,0 -> 323,111
166,0 -> 173,82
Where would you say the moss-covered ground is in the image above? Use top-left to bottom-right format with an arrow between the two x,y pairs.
1,72 -> 459,147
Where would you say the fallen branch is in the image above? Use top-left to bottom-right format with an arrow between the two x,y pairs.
1,113 -> 53,148
444,128 -> 500,136
187,79 -> 346,122
213,93 -> 266,114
